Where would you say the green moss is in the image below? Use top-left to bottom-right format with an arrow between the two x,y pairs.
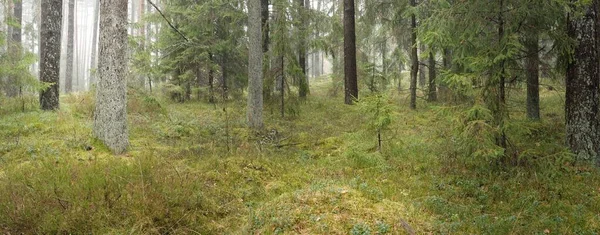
0,84 -> 599,234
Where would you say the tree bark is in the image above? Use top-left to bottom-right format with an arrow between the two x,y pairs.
261,0 -> 269,53
94,0 -> 129,154
247,0 -> 264,129
65,0 -> 74,93
409,0 -> 418,109
39,0 -> 63,111
90,0 -> 100,87
428,50 -> 437,101
344,0 -> 358,104
418,44 -> 426,88
298,0 -> 309,98
525,33 -> 540,120
6,0 -> 22,97
565,0 -> 600,164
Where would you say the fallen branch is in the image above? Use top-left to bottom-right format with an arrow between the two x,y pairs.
146,0 -> 189,42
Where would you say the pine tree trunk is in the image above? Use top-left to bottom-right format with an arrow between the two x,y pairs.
247,0 -> 264,129
94,0 -> 129,154
418,44 -> 426,88
525,33 -> 540,120
566,0 -> 600,164
40,0 -> 63,111
298,0 -> 309,98
409,0 -> 418,109
6,0 -> 22,97
343,0 -> 358,104
90,0 -> 99,86
65,0 -> 74,93
428,50 -> 437,101
261,0 -> 269,53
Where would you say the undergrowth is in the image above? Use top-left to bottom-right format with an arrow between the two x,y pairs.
0,82 -> 599,234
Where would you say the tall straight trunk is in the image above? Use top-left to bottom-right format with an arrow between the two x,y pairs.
40,0 -> 63,111
428,50 -> 437,101
418,44 -> 426,88
94,0 -> 129,154
496,0 -> 507,149
409,0 -> 418,109
343,0 -> 358,104
525,33 -> 540,120
208,53 -> 215,103
247,0 -> 264,129
566,0 -> 600,164
297,0 -> 309,97
6,0 -> 22,97
261,0 -> 269,53
65,0 -> 74,93
90,0 -> 100,86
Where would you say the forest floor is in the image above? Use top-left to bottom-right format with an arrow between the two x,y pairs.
1,79 -> 600,234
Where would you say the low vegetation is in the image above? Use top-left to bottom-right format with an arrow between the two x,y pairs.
1,80 -> 599,234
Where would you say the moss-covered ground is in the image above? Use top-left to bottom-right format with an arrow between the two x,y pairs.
1,80 -> 599,234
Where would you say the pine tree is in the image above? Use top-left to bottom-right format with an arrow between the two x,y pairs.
565,0 -> 600,164
39,0 -> 63,111
344,0 -> 358,104
94,0 -> 129,154
247,0 -> 264,129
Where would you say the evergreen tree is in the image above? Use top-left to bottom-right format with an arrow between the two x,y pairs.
39,0 -> 63,111
94,0 -> 129,154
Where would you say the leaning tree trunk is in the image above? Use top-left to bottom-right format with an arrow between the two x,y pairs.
40,0 -> 63,111
565,0 -> 600,164
525,33 -> 540,120
247,0 -> 264,129
343,0 -> 358,104
409,0 -> 418,109
65,0 -> 74,93
94,0 -> 129,154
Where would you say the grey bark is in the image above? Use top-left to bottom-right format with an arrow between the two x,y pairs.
94,0 -> 129,154
65,0 -> 74,93
525,33 -> 540,120
90,0 -> 99,86
247,0 -> 264,129
409,0 -> 418,109
565,0 -> 600,164
39,0 -> 63,111
6,0 -> 22,97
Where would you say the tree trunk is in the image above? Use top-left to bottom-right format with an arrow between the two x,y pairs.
247,0 -> 264,129
496,0 -> 507,150
6,0 -> 22,97
418,44 -> 426,88
428,50 -> 437,101
94,0 -> 129,154
40,0 -> 63,111
298,0 -> 309,98
261,0 -> 269,53
65,0 -> 74,93
565,0 -> 600,164
525,33 -> 540,120
90,0 -> 100,87
343,0 -> 358,104
409,0 -> 418,109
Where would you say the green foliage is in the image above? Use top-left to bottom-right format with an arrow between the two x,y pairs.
1,80 -> 599,234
